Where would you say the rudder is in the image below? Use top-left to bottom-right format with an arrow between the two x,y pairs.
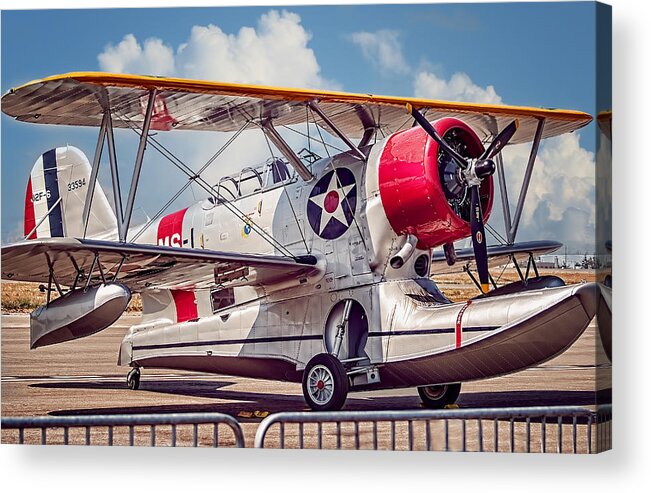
24,146 -> 117,239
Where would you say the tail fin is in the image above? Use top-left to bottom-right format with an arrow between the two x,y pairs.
24,146 -> 117,240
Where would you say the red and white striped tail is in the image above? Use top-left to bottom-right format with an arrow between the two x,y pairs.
23,146 -> 117,240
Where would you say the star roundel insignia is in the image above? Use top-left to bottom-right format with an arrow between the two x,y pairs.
307,168 -> 357,240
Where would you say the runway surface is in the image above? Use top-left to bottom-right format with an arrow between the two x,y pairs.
1,313 -> 611,449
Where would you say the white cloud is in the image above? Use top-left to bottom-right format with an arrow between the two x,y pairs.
499,133 -> 596,250
98,10 -> 337,89
98,34 -> 176,76
96,9 -> 339,221
350,30 -> 410,75
5,220 -> 25,244
414,71 -> 502,104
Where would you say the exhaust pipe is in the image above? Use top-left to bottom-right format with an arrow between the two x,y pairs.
390,234 -> 418,269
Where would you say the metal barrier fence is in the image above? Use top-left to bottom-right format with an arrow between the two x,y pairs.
1,412 -> 245,447
255,406 -> 612,453
595,404 -> 612,453
2,406 -> 611,452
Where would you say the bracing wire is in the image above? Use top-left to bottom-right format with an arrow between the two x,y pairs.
131,121 -> 251,242
308,105 -> 332,159
112,109 -> 294,257
485,222 -> 508,245
280,124 -> 347,155
257,123 -> 310,253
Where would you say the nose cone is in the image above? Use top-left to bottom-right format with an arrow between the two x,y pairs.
573,282 -> 599,319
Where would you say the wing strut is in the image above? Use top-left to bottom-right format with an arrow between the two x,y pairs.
106,102 -> 125,229
308,101 -> 367,161
495,152 -> 512,243
120,89 -> 156,241
81,90 -> 158,242
261,119 -> 314,182
82,112 -> 108,236
500,117 -> 546,244
108,112 -> 296,258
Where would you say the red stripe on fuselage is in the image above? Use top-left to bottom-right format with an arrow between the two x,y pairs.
455,300 -> 472,348
24,178 -> 37,239
157,208 -> 188,247
171,290 -> 198,323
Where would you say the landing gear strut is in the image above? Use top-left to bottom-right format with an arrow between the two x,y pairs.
127,367 -> 141,390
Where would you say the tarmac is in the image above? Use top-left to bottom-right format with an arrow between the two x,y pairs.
1,313 -> 611,450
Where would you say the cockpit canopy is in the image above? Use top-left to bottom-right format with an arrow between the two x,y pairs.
213,157 -> 293,204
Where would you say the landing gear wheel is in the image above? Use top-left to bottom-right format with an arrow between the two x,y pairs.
302,353 -> 349,411
127,367 -> 141,390
417,383 -> 461,409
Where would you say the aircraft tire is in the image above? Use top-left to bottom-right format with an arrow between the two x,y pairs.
417,383 -> 461,408
127,367 -> 141,390
302,353 -> 349,411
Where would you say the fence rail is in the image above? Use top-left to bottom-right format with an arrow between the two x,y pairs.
1,412 -> 245,448
254,405 -> 612,453
2,405 -> 611,452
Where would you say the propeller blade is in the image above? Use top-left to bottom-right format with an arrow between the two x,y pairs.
406,103 -> 469,169
470,185 -> 490,293
481,119 -> 519,160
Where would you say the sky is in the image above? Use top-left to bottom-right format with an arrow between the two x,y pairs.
1,2 -> 609,252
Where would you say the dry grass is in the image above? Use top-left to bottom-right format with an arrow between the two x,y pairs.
435,268 -> 597,286
436,268 -> 599,303
1,281 -> 142,313
1,281 -> 50,312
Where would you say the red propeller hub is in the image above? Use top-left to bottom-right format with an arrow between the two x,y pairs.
378,117 -> 493,249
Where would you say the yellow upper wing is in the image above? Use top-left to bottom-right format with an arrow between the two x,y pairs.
1,72 -> 592,145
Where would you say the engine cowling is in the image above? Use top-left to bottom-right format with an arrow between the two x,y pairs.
378,117 -> 493,249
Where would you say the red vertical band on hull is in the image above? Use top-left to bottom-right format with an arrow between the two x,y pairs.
171,290 -> 198,323
455,300 -> 472,349
24,178 -> 37,239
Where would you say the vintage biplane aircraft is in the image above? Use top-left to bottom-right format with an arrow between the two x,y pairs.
1,72 -> 600,410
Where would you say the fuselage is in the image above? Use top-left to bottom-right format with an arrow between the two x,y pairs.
117,122 -> 597,391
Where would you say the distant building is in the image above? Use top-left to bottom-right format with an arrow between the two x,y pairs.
536,256 -> 560,269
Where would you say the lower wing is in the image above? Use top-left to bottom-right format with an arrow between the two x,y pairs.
1,237 -> 322,291
431,240 -> 562,275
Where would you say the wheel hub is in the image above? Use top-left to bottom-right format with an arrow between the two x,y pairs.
308,365 -> 334,404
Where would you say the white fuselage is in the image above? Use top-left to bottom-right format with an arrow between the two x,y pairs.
118,142 -> 597,390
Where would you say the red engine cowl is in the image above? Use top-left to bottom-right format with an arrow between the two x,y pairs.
378,117 -> 493,249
